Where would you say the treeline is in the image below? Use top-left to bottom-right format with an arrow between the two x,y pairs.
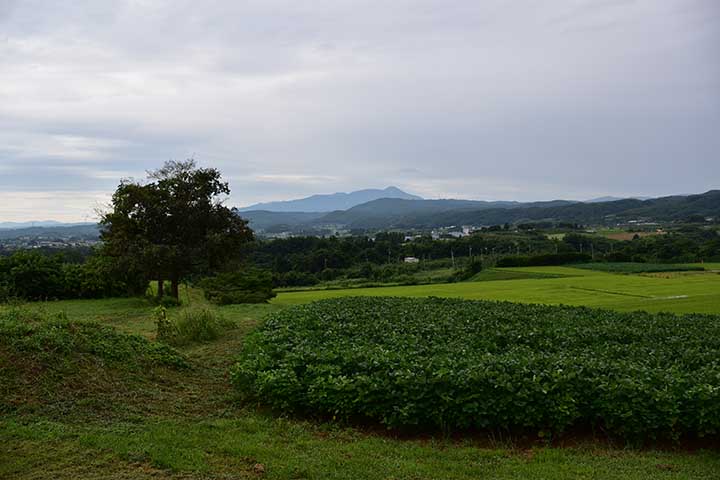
248,227 -> 720,286
0,250 -> 146,301
2,225 -> 718,300
248,231 -> 560,286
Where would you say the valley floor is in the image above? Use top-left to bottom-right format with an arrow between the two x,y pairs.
2,267 -> 720,479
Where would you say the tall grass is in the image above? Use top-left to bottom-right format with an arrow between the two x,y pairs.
155,307 -> 235,346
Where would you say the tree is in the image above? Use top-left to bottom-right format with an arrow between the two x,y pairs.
101,160 -> 254,299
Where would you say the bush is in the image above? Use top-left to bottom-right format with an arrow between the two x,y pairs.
147,292 -> 182,308
199,269 -> 276,305
450,257 -> 483,282
496,252 -> 591,267
154,307 -> 235,345
233,297 -> 720,441
0,250 -> 148,301
274,270 -> 319,288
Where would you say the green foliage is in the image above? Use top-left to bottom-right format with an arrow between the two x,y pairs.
0,307 -> 187,369
574,263 -> 705,273
450,257 -> 483,282
199,270 -> 276,305
100,160 -> 254,299
147,290 -> 183,308
154,307 -> 235,345
496,252 -> 591,267
0,249 -> 147,301
233,297 -> 720,441
153,306 -> 177,344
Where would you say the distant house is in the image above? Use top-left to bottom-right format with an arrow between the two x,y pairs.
404,256 -> 420,264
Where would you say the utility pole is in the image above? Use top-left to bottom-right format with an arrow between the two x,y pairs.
451,248 -> 455,268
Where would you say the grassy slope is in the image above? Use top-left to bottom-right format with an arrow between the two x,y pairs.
275,266 -> 720,314
3,275 -> 720,478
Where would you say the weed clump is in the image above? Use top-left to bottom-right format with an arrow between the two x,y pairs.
154,307 -> 235,346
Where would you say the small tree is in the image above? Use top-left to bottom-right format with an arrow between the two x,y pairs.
101,160 -> 254,299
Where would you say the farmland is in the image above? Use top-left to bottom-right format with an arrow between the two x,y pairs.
3,266 -> 720,478
236,297 -> 720,439
274,265 -> 720,314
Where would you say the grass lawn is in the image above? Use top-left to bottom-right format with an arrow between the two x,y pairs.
3,270 -> 720,478
274,266 -> 720,314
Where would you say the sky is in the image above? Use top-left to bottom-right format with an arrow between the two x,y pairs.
0,0 -> 718,222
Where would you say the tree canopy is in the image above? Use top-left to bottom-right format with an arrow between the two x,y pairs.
100,160 -> 253,298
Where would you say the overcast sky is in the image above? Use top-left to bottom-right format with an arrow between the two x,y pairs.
1,0 -> 718,221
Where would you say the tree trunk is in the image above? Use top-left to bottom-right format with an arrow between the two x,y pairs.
157,278 -> 164,298
170,278 -> 180,299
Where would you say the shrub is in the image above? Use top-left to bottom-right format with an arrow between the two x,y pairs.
274,270 -> 319,288
199,269 -> 275,305
450,257 -> 483,282
496,252 -> 591,267
233,297 -> 720,441
155,307 -> 235,345
0,250 -> 148,301
147,293 -> 183,308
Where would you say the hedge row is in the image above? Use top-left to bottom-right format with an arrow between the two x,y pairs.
495,252 -> 591,267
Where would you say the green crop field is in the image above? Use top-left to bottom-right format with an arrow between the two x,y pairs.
3,267 -> 720,479
274,266 -> 720,314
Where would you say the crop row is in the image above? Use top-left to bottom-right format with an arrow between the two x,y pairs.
232,297 -> 720,440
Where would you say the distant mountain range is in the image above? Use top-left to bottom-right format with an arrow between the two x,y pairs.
585,196 -> 653,203
240,190 -> 720,232
3,189 -> 718,240
0,223 -> 100,240
237,186 -> 422,212
0,220 -> 91,230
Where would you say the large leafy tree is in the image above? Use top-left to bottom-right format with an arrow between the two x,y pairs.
101,160 -> 253,299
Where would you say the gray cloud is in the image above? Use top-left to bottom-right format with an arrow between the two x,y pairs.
0,0 -> 718,220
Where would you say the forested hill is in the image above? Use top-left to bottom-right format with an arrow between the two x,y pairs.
315,190 -> 720,228
241,190 -> 720,230
0,223 -> 100,240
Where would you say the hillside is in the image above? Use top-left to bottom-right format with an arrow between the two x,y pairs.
308,190 -> 719,229
3,191 -> 718,238
238,211 -> 326,230
237,186 -> 422,212
0,223 -> 100,240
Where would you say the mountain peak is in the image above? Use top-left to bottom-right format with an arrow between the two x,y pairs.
238,187 -> 422,213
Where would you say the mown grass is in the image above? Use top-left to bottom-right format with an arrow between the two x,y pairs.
574,263 -> 705,274
3,273 -> 720,478
4,416 -> 720,480
467,268 -> 572,282
274,266 -> 720,314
